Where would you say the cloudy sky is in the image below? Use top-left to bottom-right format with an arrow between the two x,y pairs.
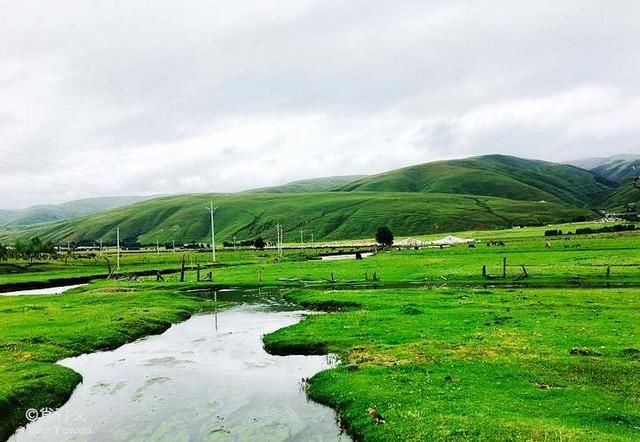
1,0 -> 638,208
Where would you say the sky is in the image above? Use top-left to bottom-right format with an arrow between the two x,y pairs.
1,0 -> 639,209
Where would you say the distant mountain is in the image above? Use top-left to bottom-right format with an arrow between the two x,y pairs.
570,157 -> 611,170
0,196 -> 152,228
569,154 -> 640,183
248,175 -> 366,193
340,155 -> 615,207
3,154 -> 621,245
1,192 -> 594,245
591,157 -> 640,184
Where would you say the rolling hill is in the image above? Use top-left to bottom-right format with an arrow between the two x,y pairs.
0,196 -> 152,228
4,154 -> 627,245
340,155 -> 615,207
2,192 -> 594,245
597,180 -> 640,211
247,175 -> 365,193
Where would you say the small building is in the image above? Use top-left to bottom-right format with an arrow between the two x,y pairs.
395,237 -> 425,247
431,235 -> 474,246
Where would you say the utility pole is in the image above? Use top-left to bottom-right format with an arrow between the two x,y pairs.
233,235 -> 236,250
99,239 -> 103,256
156,238 -> 160,256
280,224 -> 284,256
172,240 -> 175,252
116,227 -> 120,271
300,228 -> 304,248
276,223 -> 284,257
207,202 -> 218,263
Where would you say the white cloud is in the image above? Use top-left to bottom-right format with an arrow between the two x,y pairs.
0,0 -> 639,208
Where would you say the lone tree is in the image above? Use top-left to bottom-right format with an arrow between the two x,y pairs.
375,226 -> 394,247
254,237 -> 266,250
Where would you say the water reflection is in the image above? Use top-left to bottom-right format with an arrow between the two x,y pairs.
11,294 -> 349,441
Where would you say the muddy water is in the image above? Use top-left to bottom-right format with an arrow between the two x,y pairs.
10,294 -> 349,441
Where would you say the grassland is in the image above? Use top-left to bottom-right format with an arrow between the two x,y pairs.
265,287 -> 640,441
145,224 -> 640,287
0,249 -> 274,288
0,222 -> 639,440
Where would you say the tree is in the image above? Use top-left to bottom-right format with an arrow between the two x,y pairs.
376,226 -> 394,247
12,236 -> 55,261
254,237 -> 266,250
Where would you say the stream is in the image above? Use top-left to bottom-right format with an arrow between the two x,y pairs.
0,284 -> 87,296
10,289 -> 349,441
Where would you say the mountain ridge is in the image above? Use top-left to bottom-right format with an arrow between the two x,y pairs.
340,154 -> 615,207
0,196 -> 153,228
1,154 -> 633,244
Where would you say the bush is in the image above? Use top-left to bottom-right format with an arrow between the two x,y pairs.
574,224 -> 636,235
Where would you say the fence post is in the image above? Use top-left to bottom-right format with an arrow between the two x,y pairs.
482,265 -> 486,278
502,257 -> 507,278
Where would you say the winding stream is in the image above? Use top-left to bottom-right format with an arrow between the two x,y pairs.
10,290 -> 348,441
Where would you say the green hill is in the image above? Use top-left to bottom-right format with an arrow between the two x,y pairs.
598,179 -> 640,211
247,175 -> 365,193
340,155 -> 614,207
2,192 -> 594,245
0,196 -> 151,228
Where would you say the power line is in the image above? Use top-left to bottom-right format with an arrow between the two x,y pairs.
0,158 -> 112,195
0,169 -> 106,198
0,147 -> 118,185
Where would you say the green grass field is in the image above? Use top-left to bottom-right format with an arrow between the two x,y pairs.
0,222 -> 639,440
265,287 -> 640,441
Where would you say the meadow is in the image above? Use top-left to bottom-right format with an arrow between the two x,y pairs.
0,222 -> 638,440
265,287 -> 640,441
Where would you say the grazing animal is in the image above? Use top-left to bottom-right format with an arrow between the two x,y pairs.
368,407 -> 385,424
